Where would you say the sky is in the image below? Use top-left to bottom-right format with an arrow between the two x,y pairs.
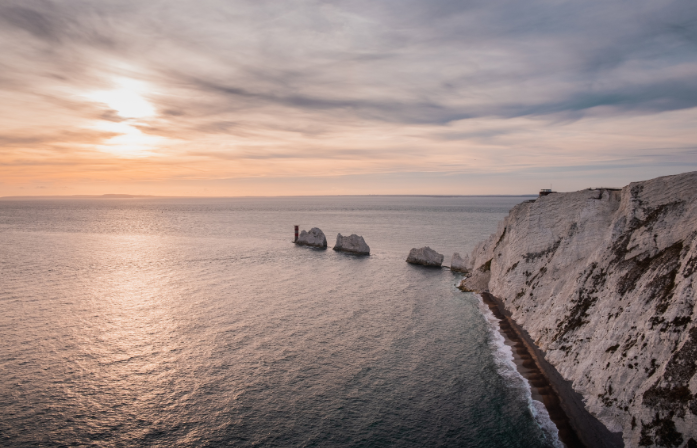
1,0 -> 696,196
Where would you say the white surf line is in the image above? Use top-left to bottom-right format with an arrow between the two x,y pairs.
474,293 -> 564,448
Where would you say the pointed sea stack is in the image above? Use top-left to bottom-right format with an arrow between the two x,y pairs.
333,233 -> 370,255
406,246 -> 444,267
295,227 -> 327,248
450,252 -> 469,273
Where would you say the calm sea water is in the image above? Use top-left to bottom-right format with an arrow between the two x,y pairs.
0,196 -> 559,447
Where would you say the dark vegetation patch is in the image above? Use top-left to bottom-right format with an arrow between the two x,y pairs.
494,227 -> 507,249
657,318 -> 693,333
630,184 -> 644,203
642,327 -> 697,419
579,262 -> 607,290
640,202 -> 684,230
639,413 -> 684,447
577,262 -> 598,280
683,252 -> 697,278
610,201 -> 685,265
478,259 -> 492,273
622,336 -> 638,357
688,438 -> 697,448
650,316 -> 666,331
643,385 -> 693,415
598,383 -> 617,407
606,344 -> 619,353
526,266 -> 547,286
553,265 -> 607,341
568,222 -> 578,237
505,261 -> 519,274
611,307 -> 623,319
670,316 -> 692,328
648,242 -> 683,314
590,268 -> 607,289
645,358 -> 658,377
523,239 -> 561,263
614,241 -> 685,327
558,345 -> 572,354
616,241 -> 682,297
553,292 -> 597,342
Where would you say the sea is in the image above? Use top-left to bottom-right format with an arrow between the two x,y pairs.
0,196 -> 562,447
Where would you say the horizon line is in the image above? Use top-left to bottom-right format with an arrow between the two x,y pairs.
0,193 -> 542,200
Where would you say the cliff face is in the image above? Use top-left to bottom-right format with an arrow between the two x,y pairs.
462,171 -> 697,447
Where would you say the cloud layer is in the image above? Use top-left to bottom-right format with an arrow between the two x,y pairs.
1,0 -> 696,194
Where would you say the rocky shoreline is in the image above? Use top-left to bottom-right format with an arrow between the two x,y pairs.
480,292 -> 624,448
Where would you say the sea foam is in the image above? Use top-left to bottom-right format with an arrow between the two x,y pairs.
475,293 -> 564,448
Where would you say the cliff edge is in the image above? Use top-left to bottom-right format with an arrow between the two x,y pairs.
461,171 -> 697,447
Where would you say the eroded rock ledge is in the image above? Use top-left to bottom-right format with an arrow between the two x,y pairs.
460,171 -> 697,448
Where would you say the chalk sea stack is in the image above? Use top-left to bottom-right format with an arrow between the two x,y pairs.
460,171 -> 697,447
295,227 -> 327,248
406,247 -> 444,267
450,253 -> 469,273
333,233 -> 370,255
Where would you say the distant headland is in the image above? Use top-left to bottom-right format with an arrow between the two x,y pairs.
0,194 -> 156,199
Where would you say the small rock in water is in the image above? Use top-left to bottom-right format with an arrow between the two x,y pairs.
333,233 -> 370,255
406,246 -> 444,267
450,252 -> 470,272
296,227 -> 327,248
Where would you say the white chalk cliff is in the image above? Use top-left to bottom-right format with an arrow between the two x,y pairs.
333,233 -> 370,255
460,171 -> 697,447
296,227 -> 327,248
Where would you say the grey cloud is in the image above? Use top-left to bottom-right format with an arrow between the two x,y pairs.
498,77 -> 697,118
2,0 -> 697,128
188,145 -> 421,161
0,0 -> 118,47
1,5 -> 59,40
0,129 -> 118,149
180,75 -> 458,124
173,67 -> 697,125
431,129 -> 514,142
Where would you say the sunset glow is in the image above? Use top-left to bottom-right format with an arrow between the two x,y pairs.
86,80 -> 156,119
1,1 -> 695,196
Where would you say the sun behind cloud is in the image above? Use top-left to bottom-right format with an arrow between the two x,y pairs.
86,78 -> 155,119
81,78 -> 165,157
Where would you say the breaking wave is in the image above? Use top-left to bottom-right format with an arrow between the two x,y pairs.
475,294 -> 564,448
